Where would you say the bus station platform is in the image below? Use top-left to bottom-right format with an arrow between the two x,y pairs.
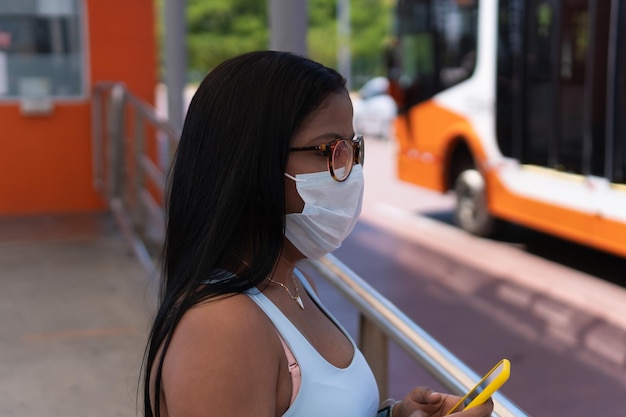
0,212 -> 389,417
0,213 -> 155,417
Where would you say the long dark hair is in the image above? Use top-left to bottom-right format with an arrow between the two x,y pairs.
142,51 -> 346,417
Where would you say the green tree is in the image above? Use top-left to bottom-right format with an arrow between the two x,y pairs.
309,0 -> 395,87
178,0 -> 394,86
308,0 -> 339,68
350,0 -> 395,87
186,0 -> 268,81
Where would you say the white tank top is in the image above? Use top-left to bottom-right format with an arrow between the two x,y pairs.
245,269 -> 379,417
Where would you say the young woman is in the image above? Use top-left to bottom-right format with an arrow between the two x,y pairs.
142,51 -> 493,417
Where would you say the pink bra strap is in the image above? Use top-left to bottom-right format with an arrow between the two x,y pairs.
276,331 -> 301,405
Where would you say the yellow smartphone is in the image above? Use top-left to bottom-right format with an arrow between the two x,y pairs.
444,359 -> 510,415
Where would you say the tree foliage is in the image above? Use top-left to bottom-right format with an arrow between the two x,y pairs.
186,0 -> 268,80
178,0 -> 394,87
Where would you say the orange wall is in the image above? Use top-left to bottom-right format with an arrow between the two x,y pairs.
0,0 -> 156,215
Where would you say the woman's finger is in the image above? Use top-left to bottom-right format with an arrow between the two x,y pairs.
407,386 -> 442,405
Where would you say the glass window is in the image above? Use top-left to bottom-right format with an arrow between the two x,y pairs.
523,0 -> 558,167
556,0 -> 589,174
0,0 -> 84,99
620,57 -> 626,183
393,0 -> 478,108
615,0 -> 626,182
433,0 -> 479,88
394,0 -> 436,107
496,0 -> 525,160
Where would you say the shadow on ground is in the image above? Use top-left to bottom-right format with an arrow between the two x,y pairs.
418,209 -> 626,289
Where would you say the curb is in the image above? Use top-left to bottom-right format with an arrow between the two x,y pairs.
360,202 -> 626,333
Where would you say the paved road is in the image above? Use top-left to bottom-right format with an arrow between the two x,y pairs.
318,138 -> 626,417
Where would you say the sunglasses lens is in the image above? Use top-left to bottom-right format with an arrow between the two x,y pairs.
332,139 -> 354,181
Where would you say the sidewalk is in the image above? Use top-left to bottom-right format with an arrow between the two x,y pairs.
0,213 -> 155,417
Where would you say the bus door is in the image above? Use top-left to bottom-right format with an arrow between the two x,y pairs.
497,0 -> 614,238
498,0 -> 611,172
592,0 -> 626,251
616,0 -> 626,184
605,0 -> 626,185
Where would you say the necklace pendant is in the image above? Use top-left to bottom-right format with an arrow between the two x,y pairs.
296,295 -> 304,309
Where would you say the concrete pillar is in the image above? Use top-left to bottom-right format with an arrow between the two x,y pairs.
163,0 -> 187,130
337,0 -> 351,89
268,0 -> 308,55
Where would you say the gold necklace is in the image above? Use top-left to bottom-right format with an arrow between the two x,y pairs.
268,275 -> 304,309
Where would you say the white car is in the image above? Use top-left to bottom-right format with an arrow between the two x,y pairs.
352,77 -> 397,140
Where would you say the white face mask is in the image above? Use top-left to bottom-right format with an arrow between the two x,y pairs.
284,164 -> 364,259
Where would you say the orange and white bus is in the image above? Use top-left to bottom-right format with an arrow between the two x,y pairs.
388,0 -> 626,257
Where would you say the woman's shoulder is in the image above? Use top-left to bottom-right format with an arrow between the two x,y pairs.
161,292 -> 283,415
173,292 -> 276,349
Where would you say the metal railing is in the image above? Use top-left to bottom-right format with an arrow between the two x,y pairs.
92,82 -> 178,280
91,82 -> 528,417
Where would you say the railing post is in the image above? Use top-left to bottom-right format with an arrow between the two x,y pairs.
167,130 -> 177,169
133,111 -> 146,238
91,86 -> 104,193
107,84 -> 126,200
359,313 -> 389,401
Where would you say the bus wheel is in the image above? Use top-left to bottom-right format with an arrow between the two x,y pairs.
454,169 -> 502,237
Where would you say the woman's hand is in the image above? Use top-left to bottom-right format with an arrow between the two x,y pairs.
392,386 -> 494,417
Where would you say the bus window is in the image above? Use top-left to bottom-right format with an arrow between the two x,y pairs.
394,0 -> 478,109
524,0 -> 558,168
395,0 -> 436,109
587,0 -> 611,177
433,0 -> 479,88
496,0 -> 525,160
519,0 -> 603,175
618,4 -> 626,177
615,0 -> 626,183
0,0 -> 84,99
557,0 -> 589,174
621,42 -> 626,183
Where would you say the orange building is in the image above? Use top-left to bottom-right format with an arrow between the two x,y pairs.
0,0 -> 156,215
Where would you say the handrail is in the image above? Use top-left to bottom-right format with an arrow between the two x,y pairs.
91,82 -> 528,417
91,82 -> 178,281
306,255 -> 527,417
